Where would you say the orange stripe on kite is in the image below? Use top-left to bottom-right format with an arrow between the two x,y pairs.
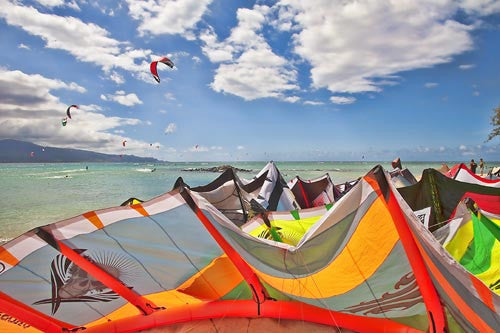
83,211 -> 104,229
470,275 -> 495,312
130,203 -> 149,216
0,246 -> 19,267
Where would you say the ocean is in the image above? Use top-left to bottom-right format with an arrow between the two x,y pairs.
0,161 -> 450,242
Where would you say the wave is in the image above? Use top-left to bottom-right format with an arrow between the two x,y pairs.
135,168 -> 154,172
42,175 -> 72,179
28,168 -> 86,176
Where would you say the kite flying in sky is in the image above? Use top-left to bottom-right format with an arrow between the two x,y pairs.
150,57 -> 174,83
66,105 -> 78,119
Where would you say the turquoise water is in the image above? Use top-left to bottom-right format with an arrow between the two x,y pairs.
0,161 -> 449,242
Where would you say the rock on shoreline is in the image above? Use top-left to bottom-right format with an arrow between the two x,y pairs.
182,165 -> 252,172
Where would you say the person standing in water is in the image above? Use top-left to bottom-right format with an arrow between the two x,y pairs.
470,159 -> 478,174
479,158 -> 485,176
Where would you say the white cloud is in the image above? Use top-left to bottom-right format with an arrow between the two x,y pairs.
459,144 -> 467,150
0,68 -> 149,155
34,0 -> 79,10
237,145 -> 245,150
201,5 -> 299,101
303,100 -> 324,106
330,96 -> 356,104
210,146 -> 222,150
164,122 -> 177,134
473,91 -> 480,96
459,63 -> 475,70
126,0 -> 213,39
192,56 -> 201,64
199,26 -> 235,62
283,96 -> 300,103
18,43 -> 30,50
164,92 -> 176,100
159,110 -> 167,114
424,82 -> 438,88
109,71 -> 125,84
280,1 -> 475,94
459,0 -> 500,16
0,1 -> 151,80
100,91 -> 143,106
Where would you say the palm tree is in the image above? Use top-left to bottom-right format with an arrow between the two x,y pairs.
486,104 -> 500,142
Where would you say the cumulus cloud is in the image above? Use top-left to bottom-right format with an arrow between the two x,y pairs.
100,91 -> 142,106
0,0 -> 151,81
303,100 -> 324,106
192,56 -> 201,64
0,68 -> 149,154
424,82 -> 439,88
18,43 -> 30,50
237,145 -> 245,150
279,1 -> 475,94
109,71 -> 125,84
126,0 -> 213,39
164,122 -> 177,134
330,96 -> 356,104
201,5 -> 299,101
459,63 -> 476,70
459,0 -> 500,16
35,0 -> 79,10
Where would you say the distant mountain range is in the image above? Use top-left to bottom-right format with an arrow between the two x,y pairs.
0,139 -> 162,163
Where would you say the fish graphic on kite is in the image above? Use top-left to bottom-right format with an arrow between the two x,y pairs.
150,57 -> 174,83
33,249 -> 137,315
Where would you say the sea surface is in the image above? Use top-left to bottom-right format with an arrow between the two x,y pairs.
0,161 -> 452,242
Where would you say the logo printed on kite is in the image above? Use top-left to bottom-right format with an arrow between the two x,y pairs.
33,249 -> 139,315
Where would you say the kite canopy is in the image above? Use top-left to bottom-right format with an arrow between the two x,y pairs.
398,168 -> 500,231
288,173 -> 340,208
66,105 -> 78,119
389,168 -> 418,188
0,164 -> 498,333
150,57 -> 174,83
446,163 -> 500,188
391,157 -> 402,170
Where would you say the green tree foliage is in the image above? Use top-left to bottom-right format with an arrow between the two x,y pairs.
486,104 -> 500,142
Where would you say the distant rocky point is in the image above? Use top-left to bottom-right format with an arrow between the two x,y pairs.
182,165 -> 252,172
0,139 -> 162,163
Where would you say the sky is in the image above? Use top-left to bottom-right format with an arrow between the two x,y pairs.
1,0 -> 500,162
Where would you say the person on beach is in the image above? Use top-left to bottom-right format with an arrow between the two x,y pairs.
479,158 -> 484,176
470,159 -> 478,174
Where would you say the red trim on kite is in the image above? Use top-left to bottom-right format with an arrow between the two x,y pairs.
180,189 -> 270,305
365,175 -> 447,333
297,179 -> 311,208
82,300 -> 424,333
193,207 -> 271,304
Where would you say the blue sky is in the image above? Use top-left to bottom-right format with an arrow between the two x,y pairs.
0,0 -> 499,162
